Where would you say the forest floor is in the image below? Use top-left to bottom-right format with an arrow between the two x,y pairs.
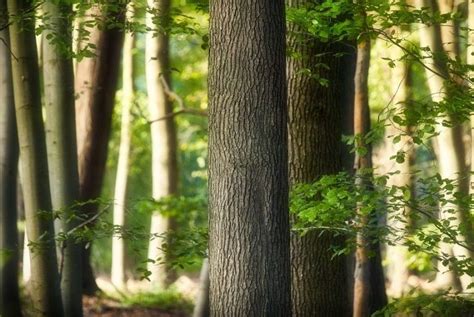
81,275 -> 197,317
82,296 -> 189,317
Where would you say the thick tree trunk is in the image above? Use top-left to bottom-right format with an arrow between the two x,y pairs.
0,6 -> 22,315
74,2 -> 125,294
42,2 -> 82,315
146,0 -> 179,287
286,1 -> 355,316
384,27 -> 413,297
208,0 -> 290,315
7,0 -> 63,315
111,1 -> 135,289
416,0 -> 472,291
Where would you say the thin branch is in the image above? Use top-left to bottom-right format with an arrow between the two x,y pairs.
147,75 -> 207,124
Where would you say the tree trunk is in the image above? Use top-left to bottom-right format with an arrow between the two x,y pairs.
0,5 -> 22,315
208,0 -> 290,315
384,27 -> 413,297
111,1 -> 135,290
193,259 -> 210,317
7,0 -> 63,315
416,0 -> 472,291
74,2 -> 125,294
42,2 -> 82,315
146,0 -> 179,287
286,1 -> 355,316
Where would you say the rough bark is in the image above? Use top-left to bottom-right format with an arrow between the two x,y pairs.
416,0 -> 473,291
42,2 -> 83,315
7,0 -> 63,315
111,1 -> 135,289
384,27 -> 413,297
286,0 -> 354,315
208,0 -> 290,315
0,5 -> 22,315
193,259 -> 210,317
74,2 -> 125,294
146,0 -> 179,287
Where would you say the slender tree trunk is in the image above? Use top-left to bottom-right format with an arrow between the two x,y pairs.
0,5 -> 22,315
415,0 -> 472,291
286,1 -> 355,315
146,0 -> 179,287
208,0 -> 290,315
193,259 -> 210,317
353,37 -> 372,317
352,32 -> 388,316
74,2 -> 125,294
42,2 -> 82,315
7,0 -> 63,315
111,1 -> 135,290
384,27 -> 413,297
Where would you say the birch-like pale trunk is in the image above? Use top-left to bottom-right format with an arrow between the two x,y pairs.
7,0 -> 63,315
384,27 -> 413,297
0,5 -> 22,315
415,0 -> 472,291
193,258 -> 210,317
146,0 -> 179,287
42,1 -> 82,315
111,1 -> 135,289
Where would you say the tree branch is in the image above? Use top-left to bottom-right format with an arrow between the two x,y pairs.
147,75 -> 207,124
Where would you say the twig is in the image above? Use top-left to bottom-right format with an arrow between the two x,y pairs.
147,75 -> 207,124
59,203 -> 111,280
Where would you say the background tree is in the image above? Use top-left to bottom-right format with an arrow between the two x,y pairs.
415,0 -> 473,290
74,1 -> 126,294
111,0 -> 135,290
0,3 -> 21,315
286,0 -> 355,315
7,0 -> 63,314
208,0 -> 291,315
42,1 -> 82,315
146,0 -> 179,287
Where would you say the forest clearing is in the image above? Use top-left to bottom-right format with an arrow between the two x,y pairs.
1,0 -> 474,316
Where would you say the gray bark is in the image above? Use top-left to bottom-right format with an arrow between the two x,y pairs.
208,0 -> 290,315
7,0 -> 63,315
0,4 -> 21,315
42,1 -> 82,315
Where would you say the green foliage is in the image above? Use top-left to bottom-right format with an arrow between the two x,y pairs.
290,170 -> 474,280
119,289 -> 193,313
373,292 -> 474,317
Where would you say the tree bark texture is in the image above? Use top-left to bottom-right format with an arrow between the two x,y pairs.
7,0 -> 63,315
146,0 -> 179,287
74,2 -> 125,294
416,0 -> 473,291
112,1 -> 135,289
0,5 -> 22,315
42,1 -> 83,315
286,0 -> 355,315
208,0 -> 290,315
